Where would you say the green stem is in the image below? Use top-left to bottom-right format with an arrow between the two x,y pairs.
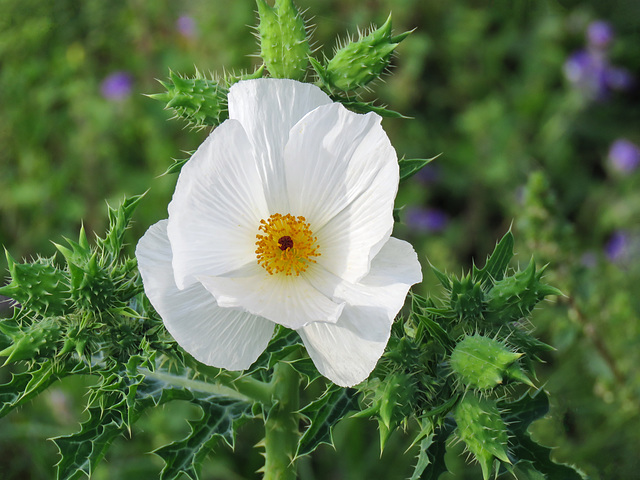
263,361 -> 301,480
182,355 -> 275,405
139,367 -> 256,402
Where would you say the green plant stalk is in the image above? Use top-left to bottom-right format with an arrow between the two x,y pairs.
181,356 -> 275,405
139,367 -> 272,404
263,361 -> 300,480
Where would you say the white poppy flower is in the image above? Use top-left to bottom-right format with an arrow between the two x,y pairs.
136,78 -> 422,387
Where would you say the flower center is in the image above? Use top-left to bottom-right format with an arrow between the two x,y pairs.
255,213 -> 320,276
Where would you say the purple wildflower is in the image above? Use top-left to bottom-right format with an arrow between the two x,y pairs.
406,207 -> 448,233
177,15 -> 197,38
564,50 -> 632,100
587,21 -> 614,49
608,139 -> 640,173
101,71 -> 133,101
605,231 -> 628,261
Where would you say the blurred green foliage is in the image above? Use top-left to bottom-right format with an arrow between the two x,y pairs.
1,0 -> 639,478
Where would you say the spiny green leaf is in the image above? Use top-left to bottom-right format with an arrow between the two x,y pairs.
499,390 -> 585,479
399,155 -> 440,182
473,230 -> 515,288
414,417 -> 455,480
337,98 -> 408,118
296,385 -> 359,458
99,193 -> 146,260
413,309 -> 452,349
409,433 -> 435,480
0,360 -> 70,418
155,398 -> 253,480
54,406 -> 127,480
161,156 -> 191,176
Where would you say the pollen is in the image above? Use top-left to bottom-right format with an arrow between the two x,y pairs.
255,213 -> 320,276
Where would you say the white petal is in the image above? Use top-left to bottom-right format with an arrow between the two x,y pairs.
334,237 -> 423,315
298,237 -> 422,387
136,220 -> 275,370
167,119 -> 269,289
197,263 -> 345,330
283,103 -> 398,283
228,79 -> 333,212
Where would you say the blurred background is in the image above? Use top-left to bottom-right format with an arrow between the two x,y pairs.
1,0 -> 639,478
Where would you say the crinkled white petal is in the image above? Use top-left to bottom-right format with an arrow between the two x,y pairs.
298,237 -> 422,387
167,120 -> 269,289
283,103 -> 398,283
136,220 -> 275,370
227,78 -> 333,212
197,263 -> 345,330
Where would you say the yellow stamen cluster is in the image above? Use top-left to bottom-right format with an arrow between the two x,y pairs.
255,213 -> 320,276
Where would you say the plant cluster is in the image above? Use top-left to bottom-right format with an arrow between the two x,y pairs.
0,1 -> 602,479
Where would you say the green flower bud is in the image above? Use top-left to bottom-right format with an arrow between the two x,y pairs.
449,274 -> 484,321
0,317 -> 62,364
454,394 -> 510,480
485,259 -> 562,324
450,334 -> 528,390
256,0 -> 310,80
356,371 -> 418,452
0,251 -> 71,317
149,70 -> 229,128
319,15 -> 411,92
55,240 -> 121,313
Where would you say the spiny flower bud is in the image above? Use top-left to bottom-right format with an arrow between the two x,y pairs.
485,259 -> 562,324
0,318 -> 62,364
356,372 -> 417,452
450,334 -> 532,390
149,70 -> 229,129
0,251 -> 71,317
449,274 -> 484,321
256,0 -> 310,80
454,394 -> 510,480
149,69 -> 265,129
317,15 -> 411,92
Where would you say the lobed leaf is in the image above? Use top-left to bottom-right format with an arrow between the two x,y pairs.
473,230 -> 515,289
296,385 -> 358,458
499,390 -> 585,479
155,397 -> 253,480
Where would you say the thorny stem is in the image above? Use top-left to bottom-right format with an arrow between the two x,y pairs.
263,361 -> 301,480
